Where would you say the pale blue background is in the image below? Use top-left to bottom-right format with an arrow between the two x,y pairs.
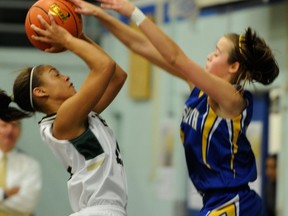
0,1 -> 287,215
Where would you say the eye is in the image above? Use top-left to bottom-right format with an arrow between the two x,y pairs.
54,71 -> 60,77
213,47 -> 222,57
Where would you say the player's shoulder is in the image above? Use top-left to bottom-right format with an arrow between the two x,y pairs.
38,113 -> 57,125
89,111 -> 109,127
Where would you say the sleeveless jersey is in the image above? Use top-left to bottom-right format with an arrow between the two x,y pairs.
180,87 -> 257,192
39,112 -> 128,213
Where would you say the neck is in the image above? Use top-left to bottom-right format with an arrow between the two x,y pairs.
39,99 -> 62,115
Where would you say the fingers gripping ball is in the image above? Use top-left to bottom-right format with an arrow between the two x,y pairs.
25,0 -> 83,51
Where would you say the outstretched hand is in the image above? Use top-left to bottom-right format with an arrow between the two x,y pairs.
70,0 -> 102,16
31,13 -> 71,52
97,0 -> 135,17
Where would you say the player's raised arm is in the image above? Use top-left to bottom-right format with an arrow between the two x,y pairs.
31,14 -> 116,139
70,0 -> 191,87
78,33 -> 127,114
0,2 -> 129,215
98,0 -> 279,119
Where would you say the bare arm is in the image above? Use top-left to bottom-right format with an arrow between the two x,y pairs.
80,33 -> 127,114
71,0 -> 192,89
99,0 -> 245,118
32,14 -> 116,139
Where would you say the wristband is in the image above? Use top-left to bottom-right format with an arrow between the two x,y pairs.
130,7 -> 146,26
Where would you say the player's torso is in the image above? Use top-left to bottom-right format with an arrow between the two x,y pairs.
39,112 -> 128,211
180,88 -> 256,191
67,112 -> 128,211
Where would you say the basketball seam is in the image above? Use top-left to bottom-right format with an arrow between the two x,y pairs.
28,6 -> 52,49
57,0 -> 80,36
29,6 -> 49,37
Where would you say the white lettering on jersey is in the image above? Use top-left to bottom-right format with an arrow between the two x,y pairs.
182,106 -> 199,130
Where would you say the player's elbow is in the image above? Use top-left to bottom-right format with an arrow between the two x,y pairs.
115,66 -> 127,88
100,59 -> 117,77
122,71 -> 128,82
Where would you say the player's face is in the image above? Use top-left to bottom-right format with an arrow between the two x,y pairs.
39,65 -> 76,102
206,37 -> 234,79
0,119 -> 21,153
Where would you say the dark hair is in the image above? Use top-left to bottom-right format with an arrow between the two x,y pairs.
225,27 -> 279,87
0,65 -> 44,121
0,90 -> 31,121
13,66 -> 44,112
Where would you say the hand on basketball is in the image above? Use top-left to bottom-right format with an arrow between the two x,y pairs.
97,0 -> 135,17
31,13 -> 72,52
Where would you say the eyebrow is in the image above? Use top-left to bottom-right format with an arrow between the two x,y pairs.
48,67 -> 56,73
216,46 -> 222,53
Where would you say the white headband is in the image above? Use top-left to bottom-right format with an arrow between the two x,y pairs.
29,66 -> 37,110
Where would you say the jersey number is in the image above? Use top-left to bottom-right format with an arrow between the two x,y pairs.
115,141 -> 123,166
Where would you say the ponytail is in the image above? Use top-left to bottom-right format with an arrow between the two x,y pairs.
0,90 -> 12,112
238,27 -> 279,85
0,90 -> 31,122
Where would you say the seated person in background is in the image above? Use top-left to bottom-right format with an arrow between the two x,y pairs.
0,106 -> 42,216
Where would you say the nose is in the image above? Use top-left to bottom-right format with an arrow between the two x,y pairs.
63,75 -> 70,81
207,53 -> 213,61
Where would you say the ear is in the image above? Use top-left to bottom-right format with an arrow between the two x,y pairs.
229,61 -> 240,74
32,87 -> 48,98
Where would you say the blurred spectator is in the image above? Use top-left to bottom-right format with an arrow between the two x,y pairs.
265,154 -> 278,216
0,115 -> 42,216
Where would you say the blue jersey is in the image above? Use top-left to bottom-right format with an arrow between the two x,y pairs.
180,87 -> 257,192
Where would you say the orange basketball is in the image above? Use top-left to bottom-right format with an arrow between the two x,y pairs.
25,0 -> 83,52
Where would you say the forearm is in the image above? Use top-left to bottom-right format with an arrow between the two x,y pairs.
33,13 -> 114,73
96,9 -> 147,51
64,35 -> 114,73
99,0 -> 184,68
70,0 -> 187,80
3,191 -> 40,213
96,10 -> 187,80
138,18 -> 184,67
1,164 -> 41,214
93,64 -> 127,113
106,2 -> 185,65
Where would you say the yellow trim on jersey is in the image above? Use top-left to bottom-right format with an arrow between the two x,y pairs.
87,159 -> 104,171
180,129 -> 185,144
230,115 -> 242,177
199,90 -> 204,98
202,107 -> 217,169
208,202 -> 237,216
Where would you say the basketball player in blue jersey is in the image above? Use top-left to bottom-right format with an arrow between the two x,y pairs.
70,0 -> 279,215
0,13 -> 128,216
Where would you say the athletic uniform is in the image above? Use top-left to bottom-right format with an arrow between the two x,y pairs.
39,112 -> 128,216
180,87 -> 263,216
